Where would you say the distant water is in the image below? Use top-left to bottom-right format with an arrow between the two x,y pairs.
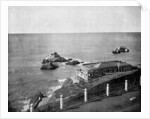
8,32 -> 141,111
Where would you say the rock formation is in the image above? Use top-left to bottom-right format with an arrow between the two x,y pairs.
42,52 -> 67,63
41,61 -> 58,70
41,52 -> 81,70
66,60 -> 80,65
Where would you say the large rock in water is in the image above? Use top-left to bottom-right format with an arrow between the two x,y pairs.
41,61 -> 58,70
42,52 -> 67,63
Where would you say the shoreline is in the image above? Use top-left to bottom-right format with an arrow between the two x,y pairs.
9,59 -> 141,112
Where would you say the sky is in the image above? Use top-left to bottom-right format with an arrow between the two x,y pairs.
8,6 -> 141,33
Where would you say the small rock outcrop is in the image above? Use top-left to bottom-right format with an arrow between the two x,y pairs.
41,61 -> 58,70
112,46 -> 129,54
66,60 -> 80,65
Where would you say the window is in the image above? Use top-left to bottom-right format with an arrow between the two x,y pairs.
103,69 -> 106,73
109,68 -> 112,72
129,67 -> 131,70
99,70 -> 102,75
112,68 -> 115,72
95,70 -> 99,76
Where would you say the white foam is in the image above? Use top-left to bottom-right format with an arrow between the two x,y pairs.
61,63 -> 66,66
46,85 -> 62,97
83,61 -> 91,64
58,78 -> 67,85
64,57 -> 70,60
20,77 -> 78,112
20,98 -> 30,112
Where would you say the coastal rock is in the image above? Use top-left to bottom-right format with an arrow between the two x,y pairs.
112,46 -> 129,54
29,91 -> 44,109
42,52 -> 67,63
41,52 -> 82,70
66,60 -> 80,65
40,61 -> 58,70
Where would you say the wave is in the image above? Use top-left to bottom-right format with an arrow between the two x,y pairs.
19,98 -> 30,112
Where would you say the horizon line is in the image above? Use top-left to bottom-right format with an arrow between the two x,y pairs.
8,32 -> 141,34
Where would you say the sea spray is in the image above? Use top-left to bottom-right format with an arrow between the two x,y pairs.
20,98 -> 31,112
46,85 -> 62,97
46,76 -> 79,97
20,84 -> 62,112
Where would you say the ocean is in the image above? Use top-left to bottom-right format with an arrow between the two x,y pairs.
8,32 -> 141,111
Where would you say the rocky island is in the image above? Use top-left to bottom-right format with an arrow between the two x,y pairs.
41,52 -> 67,70
41,52 -> 82,70
42,52 -> 67,63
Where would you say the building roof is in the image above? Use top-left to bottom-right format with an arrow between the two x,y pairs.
82,60 -> 132,70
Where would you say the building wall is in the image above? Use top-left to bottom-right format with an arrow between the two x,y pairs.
76,69 -> 88,82
76,65 -> 133,82
119,66 -> 132,72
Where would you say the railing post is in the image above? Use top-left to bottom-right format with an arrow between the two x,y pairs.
60,94 -> 63,110
117,62 -> 120,72
84,88 -> 87,102
30,104 -> 33,112
106,84 -> 109,96
125,80 -> 128,91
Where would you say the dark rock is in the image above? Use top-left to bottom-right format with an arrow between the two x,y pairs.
41,52 -> 68,70
66,60 -> 80,65
112,46 -> 129,54
41,62 -> 58,70
112,49 -> 121,54
29,91 -> 44,109
42,52 -> 67,63
68,58 -> 73,61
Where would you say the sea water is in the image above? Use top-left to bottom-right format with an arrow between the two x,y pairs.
8,32 -> 141,111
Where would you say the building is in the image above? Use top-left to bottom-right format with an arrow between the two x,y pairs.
76,60 -> 134,82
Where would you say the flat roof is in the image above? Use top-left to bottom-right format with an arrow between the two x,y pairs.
82,60 -> 132,70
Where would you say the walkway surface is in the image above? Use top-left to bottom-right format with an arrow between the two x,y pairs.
64,89 -> 141,112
